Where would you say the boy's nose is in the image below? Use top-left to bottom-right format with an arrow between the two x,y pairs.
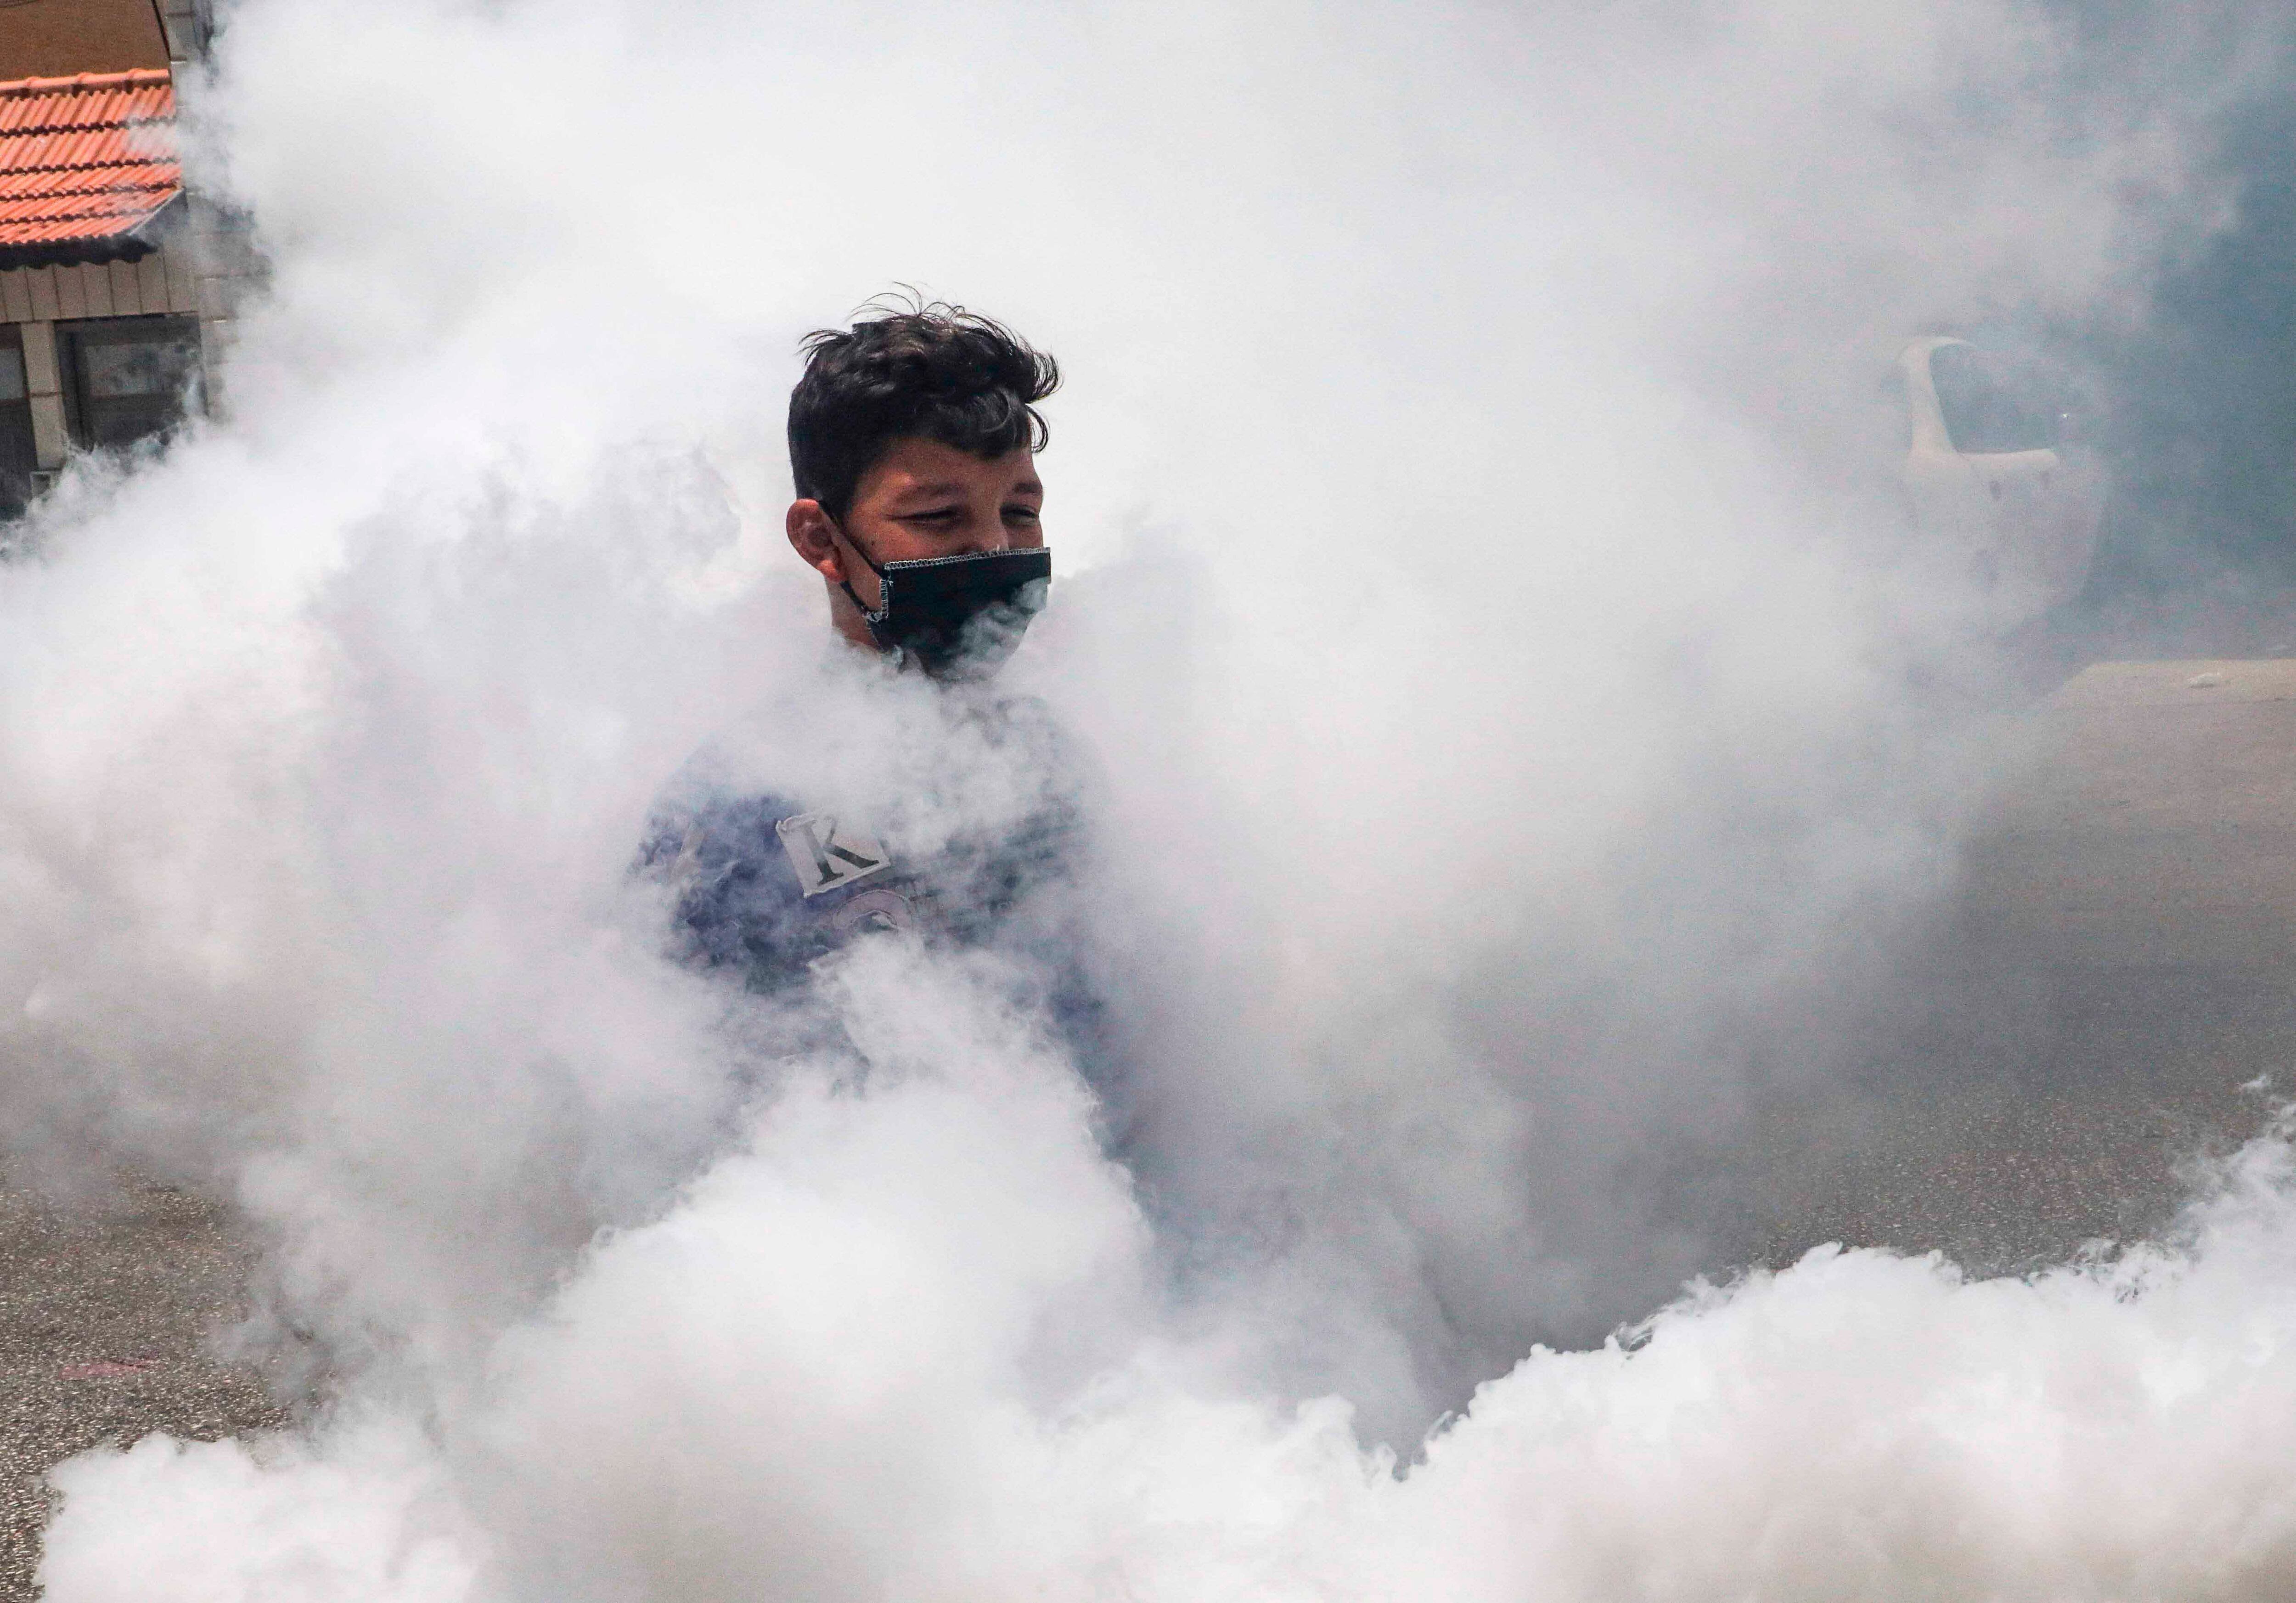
951,517 -> 1008,554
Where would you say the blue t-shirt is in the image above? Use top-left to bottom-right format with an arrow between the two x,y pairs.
636,693 -> 1120,1117
638,776 -> 1082,987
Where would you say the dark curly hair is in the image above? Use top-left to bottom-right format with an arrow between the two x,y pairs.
788,297 -> 1059,521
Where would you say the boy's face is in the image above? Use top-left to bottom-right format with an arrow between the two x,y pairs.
787,436 -> 1045,646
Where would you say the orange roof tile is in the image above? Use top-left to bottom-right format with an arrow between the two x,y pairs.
0,68 -> 178,267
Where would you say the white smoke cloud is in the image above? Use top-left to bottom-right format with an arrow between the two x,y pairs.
44,1063 -> 2296,1599
4,0 -> 2293,1592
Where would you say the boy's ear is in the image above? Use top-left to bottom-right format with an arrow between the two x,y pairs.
786,499 -> 845,582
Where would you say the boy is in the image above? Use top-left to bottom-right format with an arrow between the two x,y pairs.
640,302 -> 1092,1015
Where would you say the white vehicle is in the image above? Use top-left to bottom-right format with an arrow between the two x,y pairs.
1897,335 -> 2105,631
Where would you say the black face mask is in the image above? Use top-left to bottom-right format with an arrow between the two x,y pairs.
836,528 -> 1052,679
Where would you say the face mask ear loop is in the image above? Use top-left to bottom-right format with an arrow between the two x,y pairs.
827,515 -> 890,623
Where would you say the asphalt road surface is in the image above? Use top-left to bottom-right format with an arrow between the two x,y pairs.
0,1177 -> 285,1599
1750,658 -> 2296,1269
5,658 -> 2295,1595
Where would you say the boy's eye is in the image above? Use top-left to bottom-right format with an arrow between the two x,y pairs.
1005,505 -> 1041,522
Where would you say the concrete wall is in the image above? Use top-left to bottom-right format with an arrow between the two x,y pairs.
153,0 -> 208,65
158,0 -> 250,416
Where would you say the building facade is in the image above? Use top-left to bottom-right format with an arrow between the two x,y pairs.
0,0 -> 248,515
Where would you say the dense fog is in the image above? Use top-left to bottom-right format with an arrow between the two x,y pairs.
4,0 -> 2296,1595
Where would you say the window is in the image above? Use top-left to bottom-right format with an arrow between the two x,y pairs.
58,314 -> 201,451
0,325 -> 37,519
1928,343 -> 2062,456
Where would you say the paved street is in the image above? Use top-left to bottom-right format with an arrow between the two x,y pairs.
0,1178 -> 284,1600
1752,659 -> 2296,1271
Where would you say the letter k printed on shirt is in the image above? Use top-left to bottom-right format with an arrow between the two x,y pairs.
774,811 -> 892,897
